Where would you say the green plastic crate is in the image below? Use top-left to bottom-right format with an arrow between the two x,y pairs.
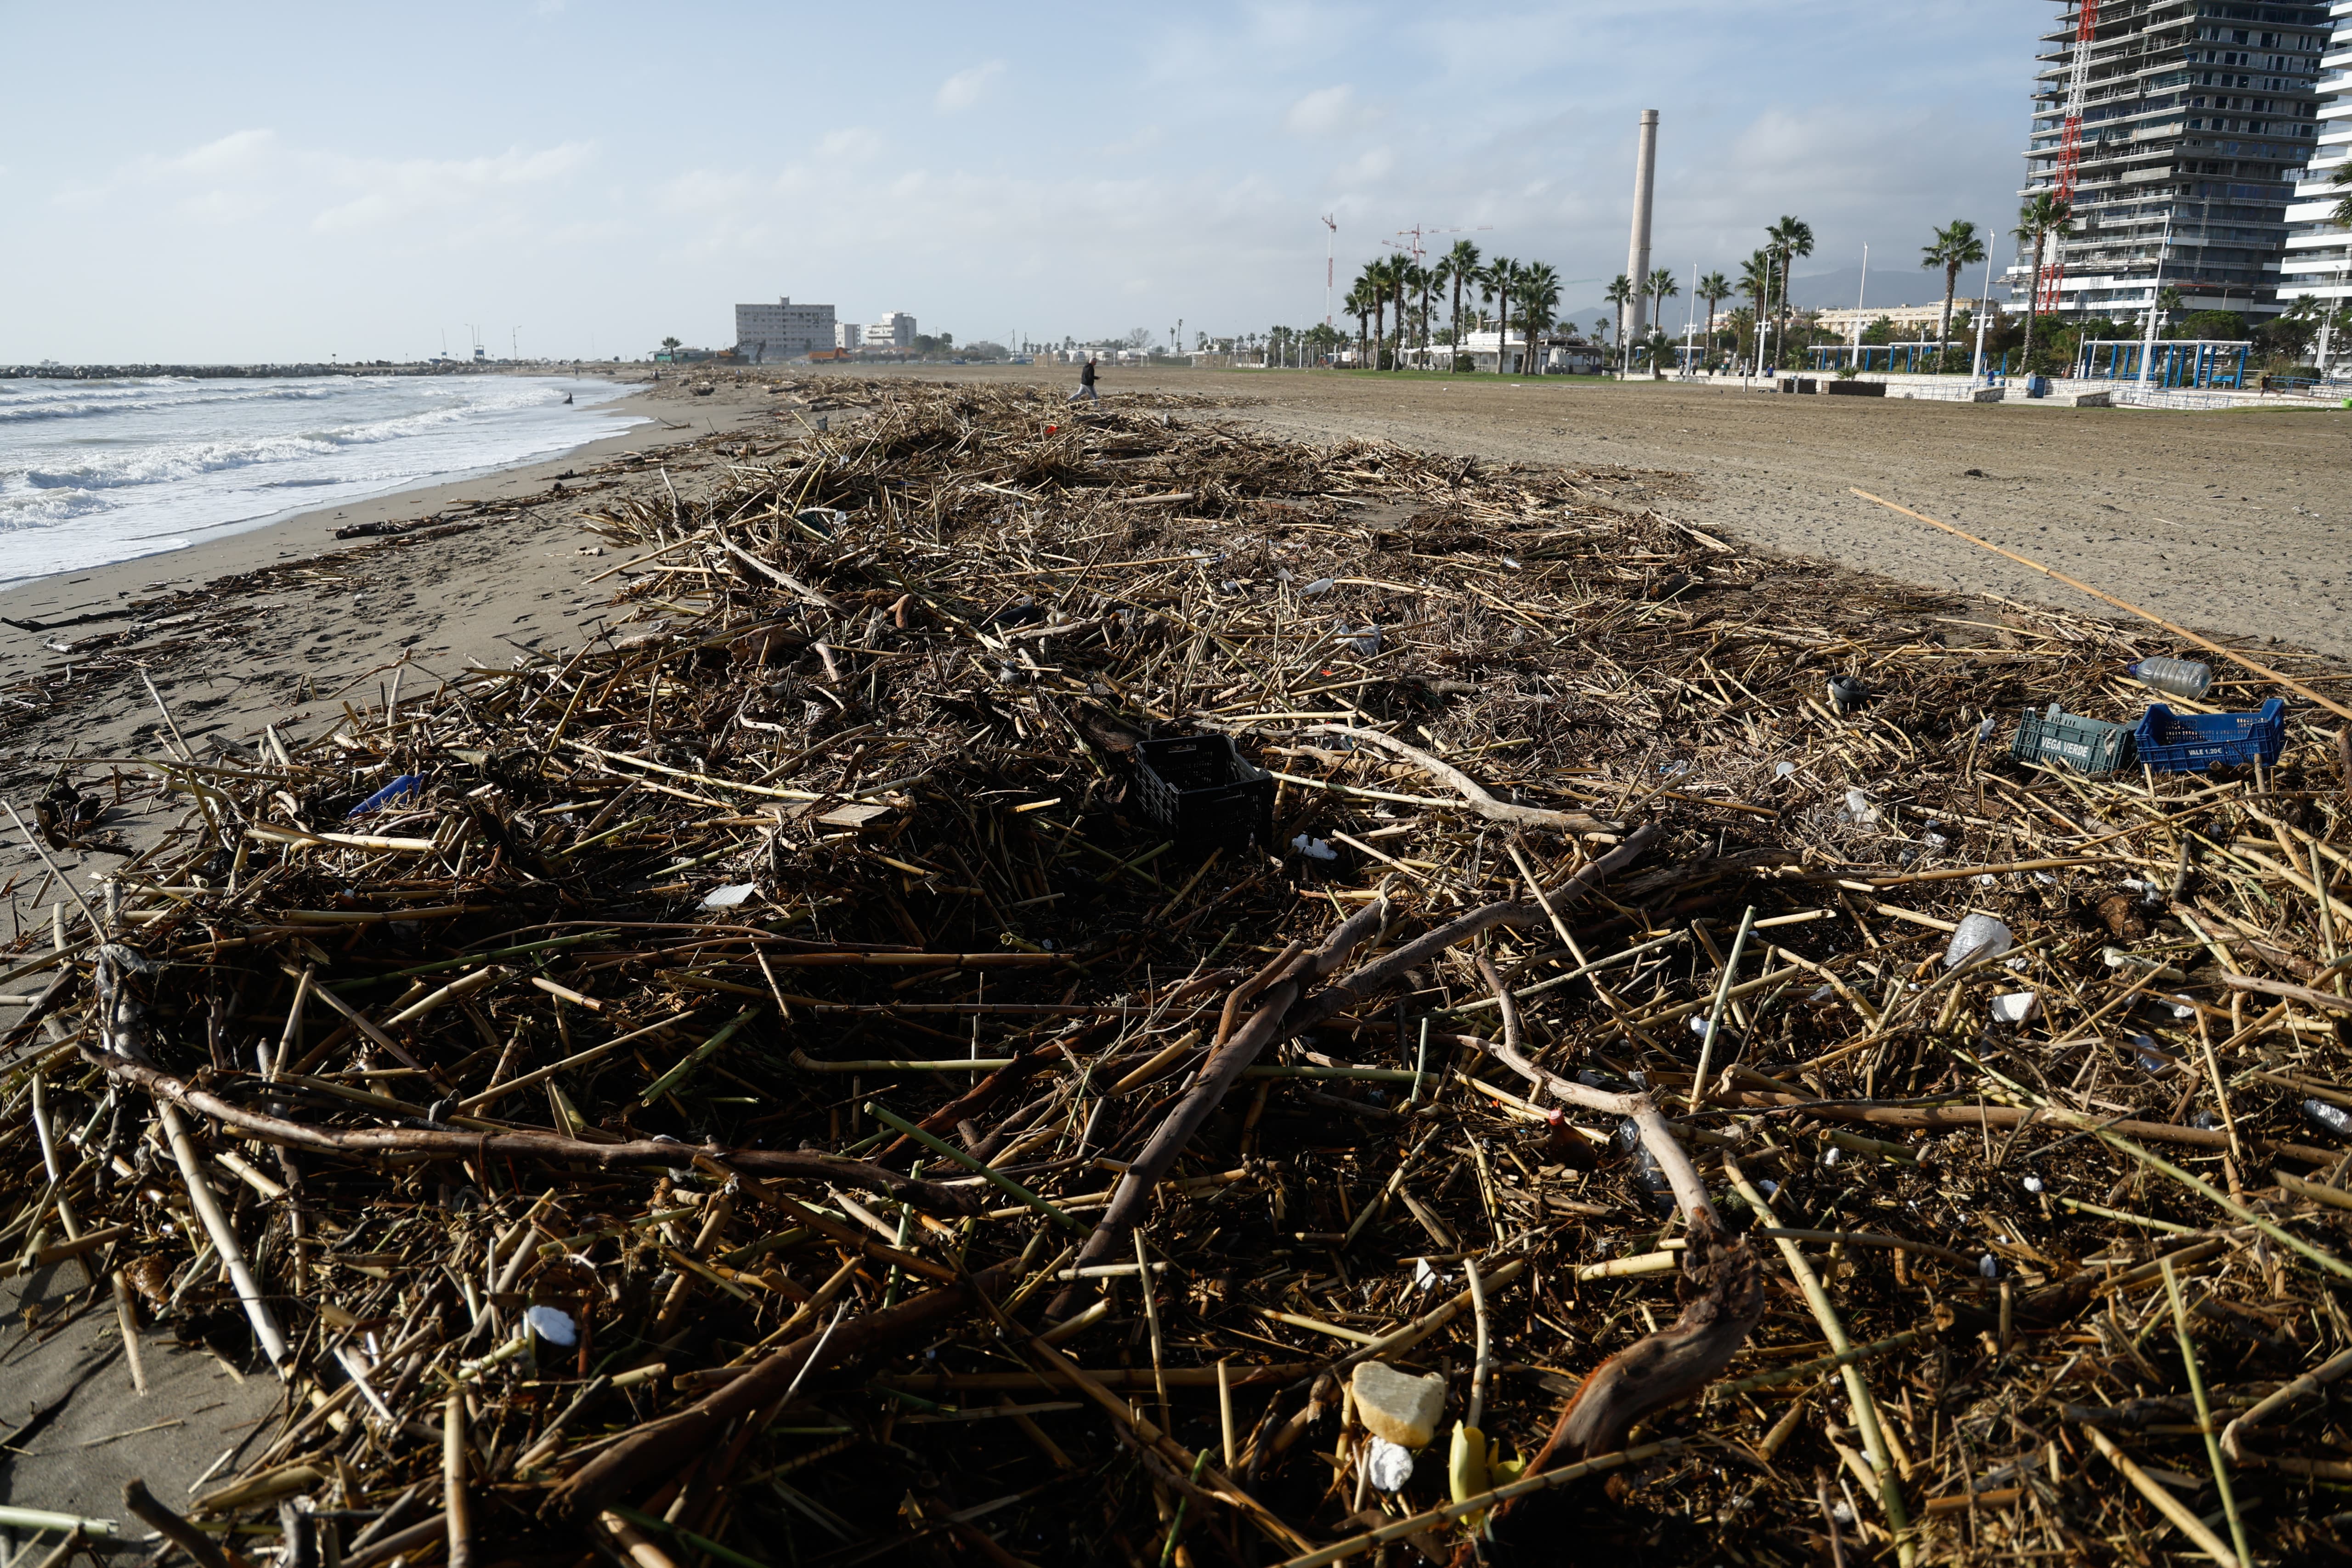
2009,704 -> 2135,776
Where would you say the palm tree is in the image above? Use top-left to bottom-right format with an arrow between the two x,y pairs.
659,336 -> 681,360
1603,275 -> 1635,371
1384,252 -> 1414,369
1410,260 -> 1439,369
1516,262 -> 1561,374
1765,216 -> 1815,368
1357,260 -> 1391,367
1646,267 -> 1681,366
1440,239 -> 1481,369
2014,192 -> 2075,363
1920,219 -> 1987,361
1696,271 -> 1732,362
1345,279 -> 1375,367
1593,315 -> 1612,346
1724,305 -> 1757,366
1484,256 -> 1521,373
2332,159 -> 2352,230
1737,250 -> 1774,366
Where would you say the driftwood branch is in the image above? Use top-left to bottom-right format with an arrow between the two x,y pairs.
1048,901 -> 1391,1316
546,1261 -> 1015,1520
1275,826 -> 1658,1044
1308,724 -> 1622,835
1468,951 -> 1716,1226
75,1038 -> 980,1216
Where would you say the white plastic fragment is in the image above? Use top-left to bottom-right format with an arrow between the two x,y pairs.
1989,991 -> 2040,1024
1290,834 -> 1339,861
2023,1175 -> 2045,1194
526,1305 -> 578,1347
701,883 -> 758,910
1979,1254 -> 2000,1279
1364,1436 -> 1416,1492
1302,577 -> 1335,595
1773,761 -> 1796,778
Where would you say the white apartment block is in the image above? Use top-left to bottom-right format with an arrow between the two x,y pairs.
734,297 -> 837,361
834,321 -> 865,350
868,311 -> 917,349
2278,0 -> 2352,323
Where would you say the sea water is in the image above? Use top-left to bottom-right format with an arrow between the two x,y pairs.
0,373 -> 642,588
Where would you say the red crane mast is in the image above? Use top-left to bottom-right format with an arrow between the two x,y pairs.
2036,0 -> 2102,315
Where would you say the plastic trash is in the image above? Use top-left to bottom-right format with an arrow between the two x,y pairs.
1773,761 -> 1797,779
1301,577 -> 1335,595
1344,624 -> 1383,657
1365,1437 -> 1416,1491
2023,1175 -> 2044,1194
701,883 -> 758,909
1979,1254 -> 2000,1279
1976,714 -> 1998,742
2303,1098 -> 2352,1138
1989,992 -> 2040,1024
349,775 -> 424,815
1290,834 -> 1338,861
1826,674 -> 1868,713
2126,657 -> 2213,702
1945,913 -> 2013,969
526,1305 -> 578,1347
1843,788 -> 1877,824
2132,1036 -> 2177,1076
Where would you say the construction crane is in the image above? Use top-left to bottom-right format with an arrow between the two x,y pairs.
1387,223 -> 1493,269
2036,0 -> 2101,316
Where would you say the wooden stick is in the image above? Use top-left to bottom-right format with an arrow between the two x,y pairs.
443,1392 -> 474,1568
2083,1425 -> 2240,1567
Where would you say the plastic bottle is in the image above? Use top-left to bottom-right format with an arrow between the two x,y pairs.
1944,912 -> 2013,970
2126,657 -> 2214,701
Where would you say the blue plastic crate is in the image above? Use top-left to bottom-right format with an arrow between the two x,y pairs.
2133,697 -> 2285,772
2010,705 -> 2135,776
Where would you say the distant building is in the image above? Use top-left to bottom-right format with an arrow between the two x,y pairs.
2006,2 -> 2333,324
2276,6 -> 2352,338
868,311 -> 917,350
834,321 -> 865,350
1812,303 -> 1973,341
735,297 -> 838,362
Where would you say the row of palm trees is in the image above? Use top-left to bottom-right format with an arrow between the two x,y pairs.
1341,243 -> 1568,373
1329,194 -> 2205,375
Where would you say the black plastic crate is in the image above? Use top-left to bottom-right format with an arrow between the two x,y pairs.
1134,734 -> 1272,849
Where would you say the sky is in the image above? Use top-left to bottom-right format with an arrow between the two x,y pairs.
1,0 -> 2052,363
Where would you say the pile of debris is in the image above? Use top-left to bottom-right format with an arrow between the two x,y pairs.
6,380 -> 2351,1567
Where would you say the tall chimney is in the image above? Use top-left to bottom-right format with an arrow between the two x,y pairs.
1624,109 -> 1660,347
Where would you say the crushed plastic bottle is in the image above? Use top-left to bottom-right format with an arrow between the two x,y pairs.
2127,657 -> 2214,701
1945,913 -> 2013,970
1301,577 -> 1335,595
349,775 -> 424,816
2132,1036 -> 2177,1076
1979,1254 -> 2000,1279
2303,1098 -> 2352,1139
1843,788 -> 1877,825
1976,714 -> 1998,742
1344,624 -> 1383,657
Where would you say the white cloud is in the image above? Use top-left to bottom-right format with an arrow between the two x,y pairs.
311,142 -> 594,232
162,128 -> 278,177
1283,85 -> 1368,136
1334,146 -> 1394,185
818,128 -> 882,162
935,61 -> 1005,113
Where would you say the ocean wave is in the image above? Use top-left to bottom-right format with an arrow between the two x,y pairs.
0,377 -> 350,425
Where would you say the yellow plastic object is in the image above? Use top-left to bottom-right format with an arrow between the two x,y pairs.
1448,1421 -> 1489,1517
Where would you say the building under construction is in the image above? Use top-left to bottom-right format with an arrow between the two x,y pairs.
2007,0 -> 2333,324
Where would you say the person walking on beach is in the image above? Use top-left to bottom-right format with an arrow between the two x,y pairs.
1069,357 -> 1100,404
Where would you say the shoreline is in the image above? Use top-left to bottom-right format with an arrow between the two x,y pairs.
0,374 -> 789,835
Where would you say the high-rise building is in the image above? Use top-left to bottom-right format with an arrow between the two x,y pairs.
2007,1 -> 2333,326
2276,2 -> 2352,336
834,321 -> 865,350
867,311 -> 917,350
734,297 -> 837,361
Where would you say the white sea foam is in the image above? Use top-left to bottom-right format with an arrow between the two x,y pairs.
0,374 -> 641,586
